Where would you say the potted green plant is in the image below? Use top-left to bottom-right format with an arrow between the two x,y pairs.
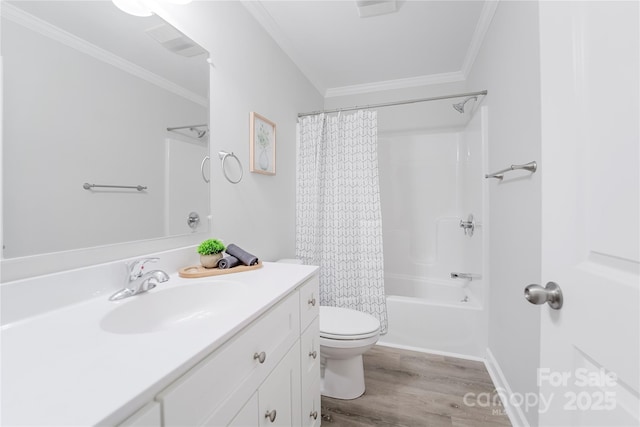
197,238 -> 226,268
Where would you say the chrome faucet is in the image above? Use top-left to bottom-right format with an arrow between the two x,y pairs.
109,257 -> 169,301
459,214 -> 475,236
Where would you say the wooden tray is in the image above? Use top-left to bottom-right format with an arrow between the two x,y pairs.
178,261 -> 263,278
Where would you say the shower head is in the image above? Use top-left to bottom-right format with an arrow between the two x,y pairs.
453,96 -> 478,114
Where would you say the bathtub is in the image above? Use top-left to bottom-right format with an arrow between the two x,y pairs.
378,275 -> 486,358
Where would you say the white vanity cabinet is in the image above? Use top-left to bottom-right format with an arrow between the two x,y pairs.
152,274 -> 320,427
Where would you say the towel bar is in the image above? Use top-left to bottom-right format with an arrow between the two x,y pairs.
83,183 -> 147,191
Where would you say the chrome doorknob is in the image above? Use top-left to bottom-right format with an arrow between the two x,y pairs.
524,282 -> 563,310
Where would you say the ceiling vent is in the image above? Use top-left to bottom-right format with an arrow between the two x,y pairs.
356,0 -> 398,18
145,23 -> 206,57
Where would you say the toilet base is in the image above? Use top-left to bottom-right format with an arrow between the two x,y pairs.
321,354 -> 365,400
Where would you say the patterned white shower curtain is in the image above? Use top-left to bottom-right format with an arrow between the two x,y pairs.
296,110 -> 387,333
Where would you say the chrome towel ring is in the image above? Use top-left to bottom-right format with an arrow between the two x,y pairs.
218,151 -> 243,184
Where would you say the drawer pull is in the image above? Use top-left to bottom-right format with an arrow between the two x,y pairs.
308,350 -> 317,359
310,410 -> 318,420
265,409 -> 277,422
253,351 -> 266,364
308,297 -> 316,306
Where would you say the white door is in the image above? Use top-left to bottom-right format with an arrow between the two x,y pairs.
538,2 -> 639,426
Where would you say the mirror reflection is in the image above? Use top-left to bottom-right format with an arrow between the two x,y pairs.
2,1 -> 210,259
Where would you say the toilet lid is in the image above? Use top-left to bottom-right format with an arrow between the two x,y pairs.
319,306 -> 380,340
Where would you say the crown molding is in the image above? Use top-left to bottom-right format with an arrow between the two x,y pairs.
1,3 -> 207,107
325,0 -> 498,98
324,71 -> 466,98
243,0 -> 497,99
241,0 -> 326,95
461,0 -> 499,78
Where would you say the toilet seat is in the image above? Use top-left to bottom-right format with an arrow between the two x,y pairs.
319,306 -> 380,340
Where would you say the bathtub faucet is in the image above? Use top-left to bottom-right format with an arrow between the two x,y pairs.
450,272 -> 482,281
459,214 -> 475,236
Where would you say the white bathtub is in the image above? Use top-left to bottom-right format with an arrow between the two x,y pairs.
378,275 -> 485,358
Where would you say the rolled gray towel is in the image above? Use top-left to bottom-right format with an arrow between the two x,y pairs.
217,255 -> 241,269
225,243 -> 259,266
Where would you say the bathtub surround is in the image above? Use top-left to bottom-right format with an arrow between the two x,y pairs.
380,276 -> 485,358
296,110 -> 388,333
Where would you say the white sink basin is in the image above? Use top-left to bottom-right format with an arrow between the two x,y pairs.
101,281 -> 248,334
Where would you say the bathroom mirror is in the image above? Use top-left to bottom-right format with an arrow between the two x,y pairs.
1,1 -> 210,278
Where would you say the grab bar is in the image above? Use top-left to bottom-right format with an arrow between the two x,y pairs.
485,161 -> 537,180
83,183 -> 147,191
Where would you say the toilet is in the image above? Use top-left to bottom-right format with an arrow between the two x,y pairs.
277,259 -> 381,400
319,306 -> 380,399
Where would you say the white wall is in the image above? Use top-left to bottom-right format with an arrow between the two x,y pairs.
154,2 -> 323,262
466,1 -> 542,426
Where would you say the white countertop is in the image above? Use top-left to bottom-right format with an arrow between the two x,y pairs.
1,262 -> 318,426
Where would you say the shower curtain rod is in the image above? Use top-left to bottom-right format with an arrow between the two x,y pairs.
297,90 -> 488,118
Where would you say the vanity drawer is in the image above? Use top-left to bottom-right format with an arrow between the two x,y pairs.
300,318 -> 320,394
299,276 -> 319,331
157,292 -> 300,427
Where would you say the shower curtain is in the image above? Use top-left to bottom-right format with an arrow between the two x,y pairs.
296,110 -> 387,333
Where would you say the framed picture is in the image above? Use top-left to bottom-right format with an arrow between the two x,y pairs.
249,112 -> 276,175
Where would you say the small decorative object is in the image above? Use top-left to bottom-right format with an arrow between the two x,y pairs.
250,112 -> 276,175
197,238 -> 226,268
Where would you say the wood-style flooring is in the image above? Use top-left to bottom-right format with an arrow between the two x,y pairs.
321,345 -> 512,427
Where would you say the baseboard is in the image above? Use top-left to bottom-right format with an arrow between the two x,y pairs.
484,347 -> 530,427
376,341 -> 486,363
